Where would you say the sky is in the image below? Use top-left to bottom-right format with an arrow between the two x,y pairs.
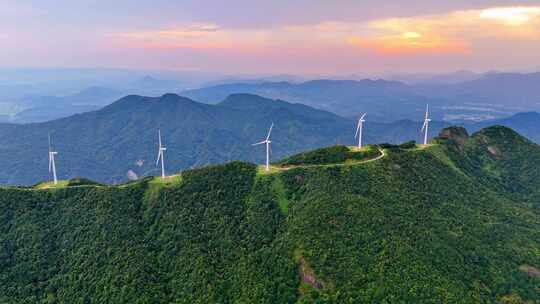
1,0 -> 540,75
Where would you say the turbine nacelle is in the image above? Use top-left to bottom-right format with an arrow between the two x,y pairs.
252,140 -> 271,146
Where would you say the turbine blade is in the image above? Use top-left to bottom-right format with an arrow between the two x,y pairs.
425,104 -> 429,120
158,129 -> 162,148
354,120 -> 361,138
360,113 -> 367,120
266,123 -> 274,141
421,120 -> 428,132
252,141 -> 266,146
156,151 -> 162,167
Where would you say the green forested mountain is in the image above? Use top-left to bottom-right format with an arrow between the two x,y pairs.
0,93 -> 447,186
1,126 -> 540,303
0,93 -> 352,185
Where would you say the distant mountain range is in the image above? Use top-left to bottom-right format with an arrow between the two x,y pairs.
2,71 -> 539,125
0,92 -> 539,185
181,79 -> 434,122
414,72 -> 540,111
0,86 -> 123,123
182,72 -> 540,122
388,69 -> 482,85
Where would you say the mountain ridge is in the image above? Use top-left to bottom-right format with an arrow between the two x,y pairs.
1,92 -> 539,185
0,93 -> 355,185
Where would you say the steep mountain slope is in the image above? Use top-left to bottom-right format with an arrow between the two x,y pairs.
1,126 -> 539,303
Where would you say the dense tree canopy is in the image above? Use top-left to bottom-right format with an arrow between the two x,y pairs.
1,126 -> 539,303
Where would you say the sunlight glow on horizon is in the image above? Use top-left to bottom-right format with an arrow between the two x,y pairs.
402,32 -> 423,39
119,5 -> 540,57
480,6 -> 540,25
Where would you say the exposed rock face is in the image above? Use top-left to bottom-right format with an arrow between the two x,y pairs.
519,265 -> 540,278
438,126 -> 469,146
299,258 -> 323,290
487,146 -> 501,157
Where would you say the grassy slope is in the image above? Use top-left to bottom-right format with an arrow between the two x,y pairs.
1,126 -> 540,303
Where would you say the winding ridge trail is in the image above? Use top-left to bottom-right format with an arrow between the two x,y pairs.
272,147 -> 386,172
20,147 -> 387,189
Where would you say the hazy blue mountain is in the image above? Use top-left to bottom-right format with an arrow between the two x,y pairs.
390,70 -> 481,85
126,76 -> 182,96
66,86 -> 123,105
415,72 -> 540,110
469,112 -> 540,143
183,72 -> 540,123
182,79 -> 437,122
10,104 -> 101,123
20,86 -> 121,108
5,86 -> 123,123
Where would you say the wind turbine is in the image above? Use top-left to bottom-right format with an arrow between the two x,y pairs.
355,113 -> 367,149
253,123 -> 273,171
421,104 -> 431,145
156,129 -> 166,179
48,133 -> 58,185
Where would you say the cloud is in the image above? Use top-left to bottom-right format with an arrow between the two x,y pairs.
96,4 -> 540,73
116,23 -> 267,50
348,33 -> 469,55
480,6 -> 540,25
350,5 -> 540,55
117,5 -> 540,56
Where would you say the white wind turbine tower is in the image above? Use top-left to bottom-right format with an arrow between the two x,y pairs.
421,104 -> 431,145
355,113 -> 367,149
253,123 -> 274,171
48,133 -> 58,185
156,129 -> 167,179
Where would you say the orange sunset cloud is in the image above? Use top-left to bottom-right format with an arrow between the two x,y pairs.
116,5 -> 540,59
348,33 -> 469,55
353,6 -> 540,55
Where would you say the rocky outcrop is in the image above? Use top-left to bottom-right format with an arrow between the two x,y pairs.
438,126 -> 469,146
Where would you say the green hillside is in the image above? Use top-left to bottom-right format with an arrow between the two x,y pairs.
1,126 -> 540,303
